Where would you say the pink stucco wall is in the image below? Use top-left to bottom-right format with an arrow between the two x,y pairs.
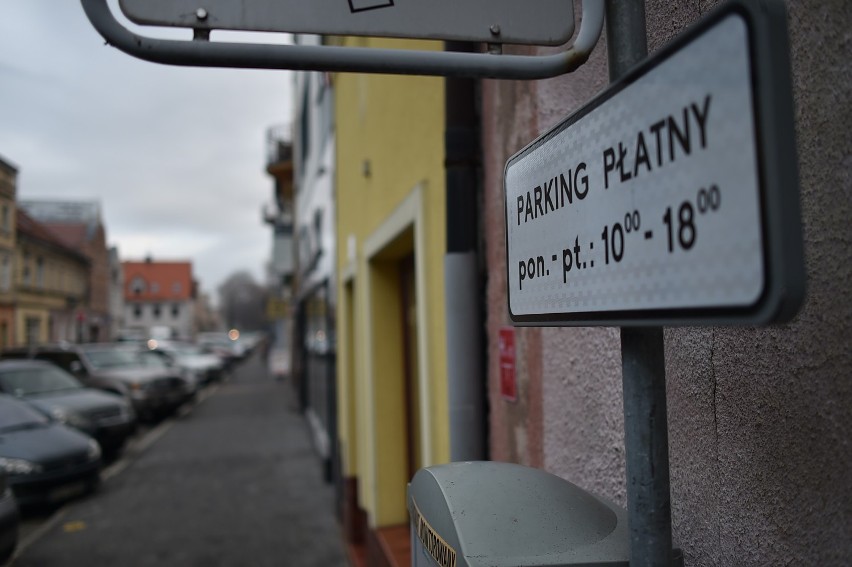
483,47 -> 547,468
484,1 -> 851,565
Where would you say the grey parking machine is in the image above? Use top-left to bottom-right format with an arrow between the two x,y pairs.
408,462 -> 631,567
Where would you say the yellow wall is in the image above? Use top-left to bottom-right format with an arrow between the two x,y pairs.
14,238 -> 88,346
335,37 -> 448,527
0,166 -> 16,309
16,244 -> 87,298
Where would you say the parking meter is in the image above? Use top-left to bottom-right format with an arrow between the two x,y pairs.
408,461 -> 630,567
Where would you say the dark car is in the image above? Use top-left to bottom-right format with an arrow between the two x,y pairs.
3,344 -> 190,421
0,472 -> 18,564
0,360 -> 136,455
0,395 -> 101,508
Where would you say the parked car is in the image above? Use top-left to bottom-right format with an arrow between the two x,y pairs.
2,344 -> 190,422
0,360 -> 136,455
0,472 -> 18,564
0,394 -> 101,508
145,340 -> 225,385
125,345 -> 200,399
238,331 -> 266,353
197,332 -> 247,368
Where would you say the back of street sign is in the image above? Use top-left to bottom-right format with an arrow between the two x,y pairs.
503,1 -> 804,327
118,0 -> 575,46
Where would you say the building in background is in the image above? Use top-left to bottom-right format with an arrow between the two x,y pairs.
291,59 -> 338,483
14,209 -> 89,345
0,156 -> 17,348
122,258 -> 196,339
263,123 -> 295,379
19,200 -> 111,342
333,36 -> 448,567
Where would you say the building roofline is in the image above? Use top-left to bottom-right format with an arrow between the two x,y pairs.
0,154 -> 19,175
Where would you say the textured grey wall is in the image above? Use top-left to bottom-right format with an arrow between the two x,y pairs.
484,1 -> 851,565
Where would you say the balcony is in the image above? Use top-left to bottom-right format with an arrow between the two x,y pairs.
262,203 -> 294,229
266,124 -> 293,168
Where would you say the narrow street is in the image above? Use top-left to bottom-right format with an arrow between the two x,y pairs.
10,351 -> 346,567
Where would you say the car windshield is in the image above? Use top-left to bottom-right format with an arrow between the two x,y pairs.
136,351 -> 170,369
199,334 -> 230,345
0,397 -> 50,432
0,366 -> 83,396
170,345 -> 203,357
82,348 -> 143,369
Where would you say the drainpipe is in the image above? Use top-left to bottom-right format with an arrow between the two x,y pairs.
444,41 -> 486,462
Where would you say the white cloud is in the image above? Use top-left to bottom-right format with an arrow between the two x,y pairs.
0,0 -> 292,296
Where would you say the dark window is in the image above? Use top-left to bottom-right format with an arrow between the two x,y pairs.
299,89 -> 311,172
25,317 -> 40,345
131,276 -> 146,294
36,257 -> 44,287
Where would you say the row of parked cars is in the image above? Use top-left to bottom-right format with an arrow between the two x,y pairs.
0,332 -> 262,563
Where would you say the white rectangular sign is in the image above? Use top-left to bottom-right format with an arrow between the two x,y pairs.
119,0 -> 574,46
504,5 -> 803,326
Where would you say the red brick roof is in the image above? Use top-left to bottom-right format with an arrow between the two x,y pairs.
123,260 -> 194,302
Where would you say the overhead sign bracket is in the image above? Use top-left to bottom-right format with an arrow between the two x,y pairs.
81,0 -> 604,79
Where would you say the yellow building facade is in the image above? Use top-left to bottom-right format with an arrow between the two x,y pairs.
14,210 -> 88,346
0,157 -> 17,349
334,38 -> 448,566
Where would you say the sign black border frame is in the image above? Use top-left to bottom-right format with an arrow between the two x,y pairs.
503,0 -> 804,327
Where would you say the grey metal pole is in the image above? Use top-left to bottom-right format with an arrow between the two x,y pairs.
620,327 -> 672,567
605,2 -> 674,566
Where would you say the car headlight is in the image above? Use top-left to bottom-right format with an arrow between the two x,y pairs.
128,382 -> 148,398
0,457 -> 43,475
181,368 -> 200,383
87,439 -> 102,461
51,407 -> 91,430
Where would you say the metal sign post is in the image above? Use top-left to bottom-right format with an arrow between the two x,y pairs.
606,5 -> 672,565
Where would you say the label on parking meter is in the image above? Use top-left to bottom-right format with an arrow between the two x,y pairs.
412,498 -> 457,567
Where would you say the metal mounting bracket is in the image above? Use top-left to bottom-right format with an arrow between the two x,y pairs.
81,0 -> 604,79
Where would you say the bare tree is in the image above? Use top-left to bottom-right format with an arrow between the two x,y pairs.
218,271 -> 268,331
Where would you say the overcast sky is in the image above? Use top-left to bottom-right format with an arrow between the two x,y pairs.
0,1 -> 293,301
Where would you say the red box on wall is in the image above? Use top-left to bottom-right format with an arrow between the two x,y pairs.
499,327 -> 517,402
